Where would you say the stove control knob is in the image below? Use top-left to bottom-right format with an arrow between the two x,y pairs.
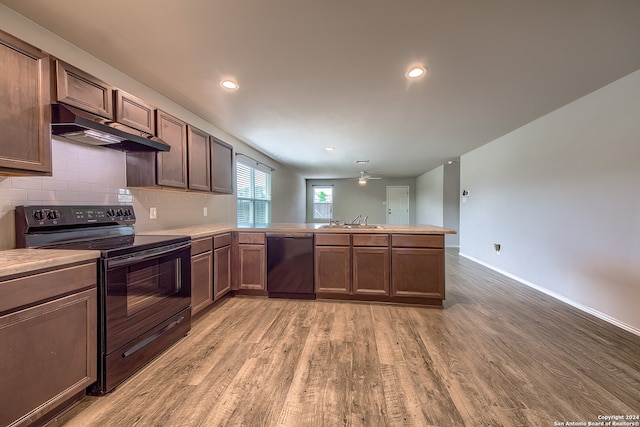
33,210 -> 45,221
124,208 -> 132,216
47,210 -> 60,220
116,208 -> 124,216
106,209 -> 115,217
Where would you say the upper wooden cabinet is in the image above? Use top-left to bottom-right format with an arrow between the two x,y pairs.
211,136 -> 233,194
156,110 -> 188,188
54,59 -> 113,119
0,30 -> 52,175
188,125 -> 211,192
115,90 -> 156,135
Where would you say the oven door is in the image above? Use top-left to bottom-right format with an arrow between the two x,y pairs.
104,241 -> 191,355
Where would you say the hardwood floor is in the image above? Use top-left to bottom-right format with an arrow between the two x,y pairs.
52,250 -> 640,426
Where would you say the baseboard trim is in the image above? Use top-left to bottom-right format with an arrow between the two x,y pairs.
458,252 -> 640,338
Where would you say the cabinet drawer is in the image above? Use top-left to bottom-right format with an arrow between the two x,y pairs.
214,232 -> 232,248
352,234 -> 388,247
237,232 -> 265,245
315,233 -> 350,246
191,237 -> 213,255
391,234 -> 444,248
0,262 -> 97,314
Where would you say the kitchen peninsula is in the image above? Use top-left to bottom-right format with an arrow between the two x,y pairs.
146,223 -> 456,308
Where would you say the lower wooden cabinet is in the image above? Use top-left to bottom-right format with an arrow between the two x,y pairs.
315,246 -> 351,294
213,233 -> 232,300
234,232 -> 266,294
352,247 -> 389,296
191,237 -> 213,316
0,262 -> 97,427
391,234 -> 445,303
391,248 -> 444,299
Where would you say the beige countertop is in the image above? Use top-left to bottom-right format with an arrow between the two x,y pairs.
141,223 -> 456,239
0,223 -> 453,278
0,249 -> 100,279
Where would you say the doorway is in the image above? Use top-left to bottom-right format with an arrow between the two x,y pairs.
386,186 -> 409,224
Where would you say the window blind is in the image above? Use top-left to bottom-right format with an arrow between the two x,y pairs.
237,157 -> 271,226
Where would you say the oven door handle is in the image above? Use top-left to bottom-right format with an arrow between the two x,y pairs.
106,242 -> 191,269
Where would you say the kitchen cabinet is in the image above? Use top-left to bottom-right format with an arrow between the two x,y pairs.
213,233 -> 232,300
155,109 -> 188,188
187,125 -> 212,192
127,120 -> 234,194
234,232 -> 266,295
0,30 -> 52,175
352,234 -> 389,296
191,237 -> 213,316
391,234 -> 445,303
211,136 -> 234,194
115,89 -> 156,135
315,233 -> 351,295
54,59 -> 113,119
126,109 -> 188,189
0,261 -> 97,427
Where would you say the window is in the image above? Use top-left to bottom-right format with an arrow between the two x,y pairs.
313,186 -> 333,220
237,159 -> 271,227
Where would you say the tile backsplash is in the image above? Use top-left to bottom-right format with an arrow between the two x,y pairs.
1,138 -> 235,250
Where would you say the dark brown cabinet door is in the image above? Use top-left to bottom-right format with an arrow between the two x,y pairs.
0,261 -> 97,427
156,109 -> 188,188
0,30 -> 52,175
54,59 -> 113,118
391,248 -> 444,299
191,250 -> 213,316
115,90 -> 156,134
187,125 -> 211,191
352,247 -> 389,296
211,136 -> 233,194
315,246 -> 351,294
213,245 -> 232,300
237,244 -> 265,291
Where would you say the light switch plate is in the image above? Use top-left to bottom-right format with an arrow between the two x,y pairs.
150,207 -> 157,219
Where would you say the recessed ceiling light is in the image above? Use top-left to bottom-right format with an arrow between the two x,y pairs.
406,66 -> 426,79
220,80 -> 239,89
355,160 -> 369,164
325,146 -> 335,151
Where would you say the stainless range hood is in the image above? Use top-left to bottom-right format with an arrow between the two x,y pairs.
51,103 -> 171,152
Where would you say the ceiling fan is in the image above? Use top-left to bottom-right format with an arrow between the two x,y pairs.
350,171 -> 382,185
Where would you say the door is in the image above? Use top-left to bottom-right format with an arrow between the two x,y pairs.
386,186 -> 409,224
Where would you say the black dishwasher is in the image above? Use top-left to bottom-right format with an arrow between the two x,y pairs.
266,233 -> 315,299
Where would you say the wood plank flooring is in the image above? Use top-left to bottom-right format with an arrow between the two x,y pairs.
52,250 -> 640,426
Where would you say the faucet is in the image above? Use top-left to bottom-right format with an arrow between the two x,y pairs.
363,215 -> 368,225
351,214 -> 362,224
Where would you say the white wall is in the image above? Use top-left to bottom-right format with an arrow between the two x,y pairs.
0,6 -> 306,250
416,166 -> 444,226
416,161 -> 460,247
460,69 -> 640,334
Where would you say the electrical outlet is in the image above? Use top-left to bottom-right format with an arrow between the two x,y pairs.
150,207 -> 157,219
203,207 -> 208,217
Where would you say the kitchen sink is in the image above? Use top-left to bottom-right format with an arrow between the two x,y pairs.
319,224 -> 384,229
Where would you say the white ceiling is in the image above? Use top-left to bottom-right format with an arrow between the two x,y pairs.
2,0 -> 640,179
